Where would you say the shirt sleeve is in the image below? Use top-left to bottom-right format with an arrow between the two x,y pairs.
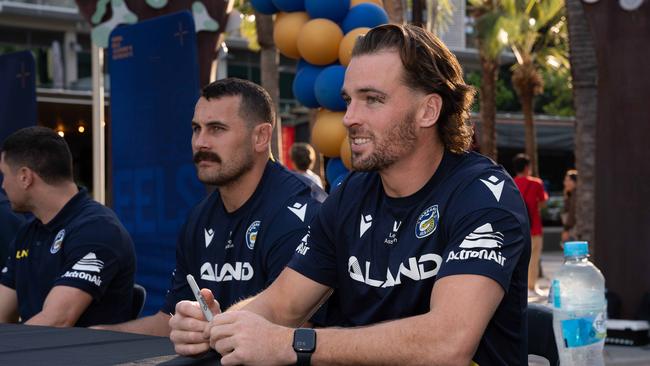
161,221 -> 193,315
53,223 -> 127,301
287,188 -> 340,288
538,181 -> 549,203
0,239 -> 17,289
437,208 -> 527,292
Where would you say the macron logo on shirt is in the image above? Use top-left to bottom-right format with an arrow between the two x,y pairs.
360,214 -> 373,238
204,228 -> 215,248
72,252 -> 104,272
480,175 -> 505,202
288,202 -> 307,222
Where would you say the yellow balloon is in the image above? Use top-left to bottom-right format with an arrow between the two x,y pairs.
340,135 -> 353,170
311,110 -> 347,157
297,19 -> 344,66
273,12 -> 310,60
351,0 -> 383,7
339,27 -> 371,66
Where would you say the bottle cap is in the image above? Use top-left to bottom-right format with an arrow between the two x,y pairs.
564,241 -> 589,257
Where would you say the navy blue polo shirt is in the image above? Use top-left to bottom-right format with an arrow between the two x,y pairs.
288,151 -> 530,365
0,189 -> 136,327
0,189 -> 25,268
162,161 -> 325,314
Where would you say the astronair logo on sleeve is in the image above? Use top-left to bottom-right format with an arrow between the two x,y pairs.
62,252 -> 103,286
295,230 -> 310,255
446,223 -> 506,266
50,229 -> 65,254
415,205 -> 439,239
245,221 -> 261,250
288,202 -> 307,222
480,175 -> 505,202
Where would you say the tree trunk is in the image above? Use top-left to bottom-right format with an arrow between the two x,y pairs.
255,12 -> 282,163
426,0 -> 438,33
520,87 -> 539,177
384,0 -> 404,24
412,0 -> 425,27
479,51 -> 499,161
565,0 -> 597,248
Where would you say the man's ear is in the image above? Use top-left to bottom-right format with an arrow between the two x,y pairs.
252,123 -> 273,153
17,167 -> 34,189
418,93 -> 442,128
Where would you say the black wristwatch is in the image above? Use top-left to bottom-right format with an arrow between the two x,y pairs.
293,328 -> 316,366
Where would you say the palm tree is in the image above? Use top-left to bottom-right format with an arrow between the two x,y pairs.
500,0 -> 566,176
565,0 -> 596,247
384,0 -> 405,24
254,12 -> 282,162
468,0 -> 506,161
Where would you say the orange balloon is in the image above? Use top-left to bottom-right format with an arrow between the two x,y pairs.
297,19 -> 344,65
351,0 -> 383,7
273,12 -> 310,59
311,110 -> 347,157
340,135 -> 353,170
338,27 -> 371,66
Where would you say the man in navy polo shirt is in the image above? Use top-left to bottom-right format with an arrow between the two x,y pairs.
171,24 -> 530,365
98,78 -> 324,338
0,127 -> 136,327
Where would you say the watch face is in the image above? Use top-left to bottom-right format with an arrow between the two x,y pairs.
294,328 -> 316,352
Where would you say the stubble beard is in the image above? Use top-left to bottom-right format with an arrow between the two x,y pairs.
351,110 -> 418,172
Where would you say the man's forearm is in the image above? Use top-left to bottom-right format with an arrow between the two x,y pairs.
94,312 -> 171,336
310,313 -> 476,366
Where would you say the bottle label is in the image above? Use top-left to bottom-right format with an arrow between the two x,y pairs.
552,279 -> 561,308
561,312 -> 607,348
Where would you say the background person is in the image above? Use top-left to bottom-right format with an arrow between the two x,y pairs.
512,153 -> 548,296
170,24 -> 530,366
289,142 -> 324,189
0,126 -> 136,327
95,78 -> 325,336
562,169 -> 578,243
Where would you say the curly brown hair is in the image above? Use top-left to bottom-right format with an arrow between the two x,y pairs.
351,24 -> 475,153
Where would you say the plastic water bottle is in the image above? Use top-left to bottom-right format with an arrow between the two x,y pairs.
550,241 -> 607,365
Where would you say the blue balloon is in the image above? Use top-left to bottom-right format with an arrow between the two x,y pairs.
250,0 -> 278,14
297,58 -> 309,71
292,63 -> 325,108
314,65 -> 347,111
271,0 -> 305,12
326,158 -> 349,185
305,0 -> 350,22
341,3 -> 389,33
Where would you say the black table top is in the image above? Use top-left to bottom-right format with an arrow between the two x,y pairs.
0,323 -> 220,366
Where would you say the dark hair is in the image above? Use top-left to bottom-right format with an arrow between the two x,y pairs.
566,169 -> 578,182
201,78 -> 275,128
351,24 -> 475,153
290,143 -> 316,171
1,126 -> 73,184
512,153 -> 530,174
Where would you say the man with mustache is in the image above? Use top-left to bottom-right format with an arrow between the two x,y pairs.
171,24 -> 530,365
97,78 -> 325,336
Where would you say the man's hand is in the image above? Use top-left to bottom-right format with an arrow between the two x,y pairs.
169,288 -> 221,356
205,310 -> 295,366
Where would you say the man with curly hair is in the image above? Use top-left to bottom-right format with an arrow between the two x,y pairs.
171,24 -> 530,365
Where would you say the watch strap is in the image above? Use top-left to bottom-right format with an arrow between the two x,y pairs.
296,351 -> 312,366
